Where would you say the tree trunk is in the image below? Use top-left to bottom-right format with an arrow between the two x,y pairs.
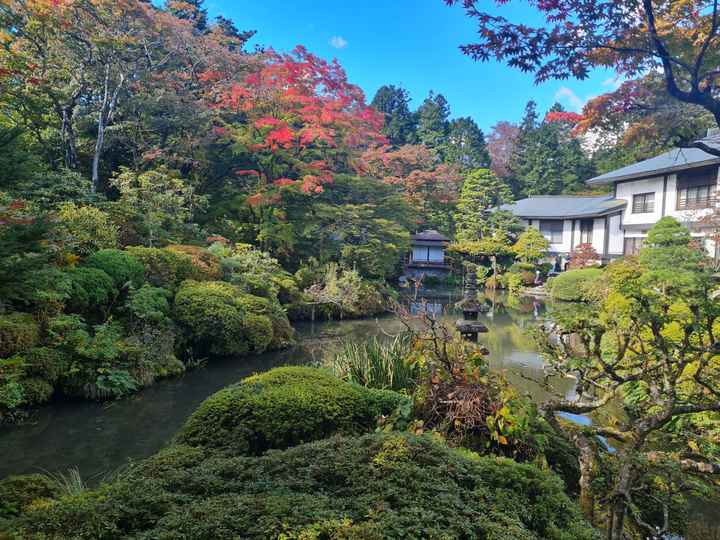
575,434 -> 597,525
92,65 -> 124,193
607,457 -> 634,540
60,104 -> 78,169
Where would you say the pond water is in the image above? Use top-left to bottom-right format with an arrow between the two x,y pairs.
0,290 -> 717,534
0,289 -> 562,481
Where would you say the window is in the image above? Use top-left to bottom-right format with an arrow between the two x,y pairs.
579,219 -> 593,245
632,192 -> 655,214
677,166 -> 718,210
624,237 -> 644,256
539,220 -> 564,244
677,184 -> 716,210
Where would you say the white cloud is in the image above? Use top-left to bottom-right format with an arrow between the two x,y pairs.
602,76 -> 622,90
554,86 -> 586,112
329,36 -> 348,49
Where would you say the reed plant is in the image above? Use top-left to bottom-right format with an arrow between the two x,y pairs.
331,333 -> 418,393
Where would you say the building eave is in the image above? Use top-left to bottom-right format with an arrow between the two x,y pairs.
586,157 -> 720,186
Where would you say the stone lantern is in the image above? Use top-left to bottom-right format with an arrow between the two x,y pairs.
455,267 -> 489,342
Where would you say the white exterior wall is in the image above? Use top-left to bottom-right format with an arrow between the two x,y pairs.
527,219 -> 572,253
427,246 -> 444,262
591,218 -> 605,254
607,214 -> 624,255
616,176 -> 664,227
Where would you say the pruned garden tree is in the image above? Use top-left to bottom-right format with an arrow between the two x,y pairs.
534,217 -> 720,540
446,0 -> 720,155
454,168 -> 513,241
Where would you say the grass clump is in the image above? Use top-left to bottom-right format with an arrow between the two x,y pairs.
331,333 -> 418,392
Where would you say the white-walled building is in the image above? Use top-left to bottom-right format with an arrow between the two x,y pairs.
502,130 -> 720,267
406,229 -> 451,279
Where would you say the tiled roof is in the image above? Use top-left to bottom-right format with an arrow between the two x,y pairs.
501,195 -> 627,219
410,229 -> 449,242
587,133 -> 720,185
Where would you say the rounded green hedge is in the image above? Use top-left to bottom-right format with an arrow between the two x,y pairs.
125,246 -> 194,290
177,366 -> 409,455
0,312 -> 39,358
84,249 -> 144,289
548,268 -> 604,302
174,280 -> 291,356
11,434 -> 596,539
65,266 -> 116,316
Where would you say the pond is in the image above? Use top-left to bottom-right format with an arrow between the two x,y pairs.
0,290 -> 559,480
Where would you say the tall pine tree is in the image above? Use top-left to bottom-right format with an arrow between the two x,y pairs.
512,102 -> 594,196
416,91 -> 450,150
370,85 -> 417,146
444,117 -> 490,170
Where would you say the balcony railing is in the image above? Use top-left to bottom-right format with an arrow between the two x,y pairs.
406,257 -> 450,269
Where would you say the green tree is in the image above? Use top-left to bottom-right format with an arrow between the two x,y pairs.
370,85 -> 417,146
110,167 -> 203,247
512,227 -> 549,263
416,91 -> 450,150
513,104 -> 594,196
444,117 -> 490,170
455,169 -> 513,241
536,218 -> 720,540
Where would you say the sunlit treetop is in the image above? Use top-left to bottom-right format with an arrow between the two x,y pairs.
210,46 -> 385,195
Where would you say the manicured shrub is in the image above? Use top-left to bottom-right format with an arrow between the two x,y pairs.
84,249 -> 144,289
125,246 -> 194,290
165,244 -> 222,281
64,266 -> 116,316
220,245 -> 302,305
0,312 -> 39,358
124,284 -> 172,324
12,434 -> 596,539
0,473 -> 60,520
177,366 -> 409,454
174,280 -> 287,355
548,268 -> 604,302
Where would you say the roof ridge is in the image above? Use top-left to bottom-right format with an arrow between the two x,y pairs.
527,194 -> 610,199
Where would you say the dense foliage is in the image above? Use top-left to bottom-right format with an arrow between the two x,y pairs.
7,432 -> 597,540
537,217 -> 720,539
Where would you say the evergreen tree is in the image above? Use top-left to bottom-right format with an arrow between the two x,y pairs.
519,100 -> 539,133
455,168 -> 514,241
512,102 -> 594,196
444,117 -> 490,170
370,85 -> 417,146
416,91 -> 450,150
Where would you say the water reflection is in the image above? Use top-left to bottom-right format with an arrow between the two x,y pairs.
0,290 -> 593,481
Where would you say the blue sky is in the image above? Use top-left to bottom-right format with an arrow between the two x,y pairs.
205,0 -> 619,132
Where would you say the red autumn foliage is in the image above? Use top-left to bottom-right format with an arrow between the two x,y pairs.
487,121 -> 520,179
568,243 -> 600,269
356,144 -> 463,210
544,111 -> 584,124
272,178 -> 296,187
211,46 -> 385,199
